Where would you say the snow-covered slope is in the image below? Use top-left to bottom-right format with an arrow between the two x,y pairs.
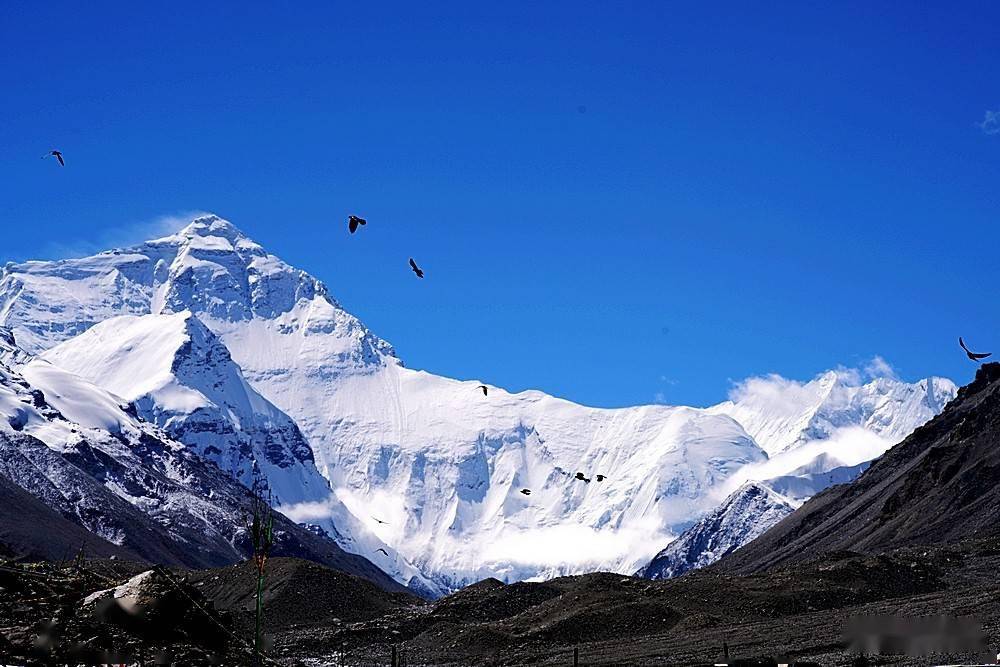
0,214 -> 956,592
0,330 -> 403,589
38,311 -> 331,506
34,308 -> 439,594
636,482 -> 794,580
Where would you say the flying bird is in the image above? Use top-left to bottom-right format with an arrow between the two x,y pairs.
520,489 -> 531,496
372,516 -> 389,525
595,474 -> 606,482
409,258 -> 424,279
376,548 -> 389,556
43,150 -> 64,166
574,472 -> 591,483
348,215 -> 367,234
477,385 -> 488,396
959,337 -> 992,362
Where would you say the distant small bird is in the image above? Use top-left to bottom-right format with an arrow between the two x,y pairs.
43,150 -> 64,166
348,215 -> 367,234
520,489 -> 531,496
377,548 -> 389,556
372,516 -> 389,525
959,337 -> 992,362
477,385 -> 488,396
574,472 -> 591,483
595,474 -> 606,482
409,258 -> 424,279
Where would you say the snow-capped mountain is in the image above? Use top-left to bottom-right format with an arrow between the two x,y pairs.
34,308 -> 440,595
636,482 -> 794,580
635,372 -> 956,581
0,215 -> 769,590
0,327 -> 402,589
709,370 -> 956,456
0,214 -> 956,593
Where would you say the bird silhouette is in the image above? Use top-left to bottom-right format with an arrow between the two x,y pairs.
348,215 -> 367,234
477,385 -> 488,396
409,258 -> 424,278
574,472 -> 591,483
520,489 -> 531,496
595,474 -> 606,482
43,150 -> 64,166
376,548 -> 389,556
372,516 -> 389,525
959,337 -> 992,362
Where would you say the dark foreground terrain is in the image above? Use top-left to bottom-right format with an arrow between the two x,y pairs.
270,538 -> 1000,666
3,540 -> 999,665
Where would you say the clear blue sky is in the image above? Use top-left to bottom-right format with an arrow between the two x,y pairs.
2,2 -> 998,407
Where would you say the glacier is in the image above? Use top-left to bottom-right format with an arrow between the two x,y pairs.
0,214 -> 958,593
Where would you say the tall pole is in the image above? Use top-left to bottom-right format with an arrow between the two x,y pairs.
247,469 -> 274,667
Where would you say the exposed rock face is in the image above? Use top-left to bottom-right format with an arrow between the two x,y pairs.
637,482 -> 794,580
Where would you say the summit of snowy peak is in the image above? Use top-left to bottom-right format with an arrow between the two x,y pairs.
173,213 -> 246,241
0,214 -> 398,368
147,214 -> 266,255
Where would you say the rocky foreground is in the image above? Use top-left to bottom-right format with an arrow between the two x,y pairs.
3,539 -> 999,665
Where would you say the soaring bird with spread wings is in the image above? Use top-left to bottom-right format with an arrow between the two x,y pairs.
43,150 -> 64,166
348,215 -> 367,234
959,337 -> 992,362
409,258 -> 424,278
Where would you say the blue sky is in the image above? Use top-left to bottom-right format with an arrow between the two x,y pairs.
2,2 -> 998,407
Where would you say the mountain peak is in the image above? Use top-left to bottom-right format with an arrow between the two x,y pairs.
170,213 -> 243,240
146,213 -> 263,256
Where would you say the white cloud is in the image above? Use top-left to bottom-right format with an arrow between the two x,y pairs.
727,372 -> 831,418
718,426 -> 893,499
863,355 -> 898,380
276,497 -> 338,523
728,356 -> 897,408
38,210 -> 210,260
979,110 -> 1000,136
481,521 -> 671,570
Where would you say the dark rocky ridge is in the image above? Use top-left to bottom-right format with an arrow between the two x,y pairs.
0,471 -> 137,562
0,428 -> 406,593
